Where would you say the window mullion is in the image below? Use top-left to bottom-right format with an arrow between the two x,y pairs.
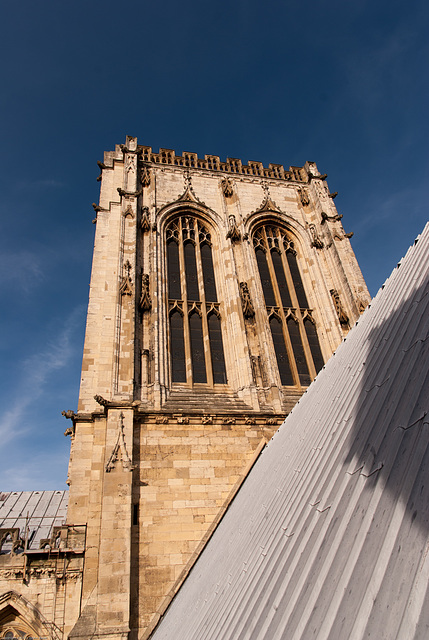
195,239 -> 213,386
265,246 -> 300,387
280,242 -> 316,380
178,220 -> 192,385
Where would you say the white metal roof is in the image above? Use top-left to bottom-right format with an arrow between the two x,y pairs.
152,223 -> 429,640
0,490 -> 68,549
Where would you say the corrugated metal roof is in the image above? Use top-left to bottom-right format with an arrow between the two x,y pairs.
0,490 -> 68,550
152,223 -> 429,640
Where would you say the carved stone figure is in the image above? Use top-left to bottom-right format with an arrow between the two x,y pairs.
139,273 -> 152,311
119,260 -> 133,296
330,289 -> 349,326
309,223 -> 324,249
140,206 -> 150,232
226,214 -> 241,242
141,164 -> 151,187
221,177 -> 234,197
239,282 -> 255,318
62,409 -> 75,420
298,187 -> 310,206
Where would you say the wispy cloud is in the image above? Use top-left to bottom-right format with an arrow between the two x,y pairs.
0,306 -> 84,444
1,449 -> 70,491
0,250 -> 45,293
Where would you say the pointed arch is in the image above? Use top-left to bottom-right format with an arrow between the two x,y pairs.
165,211 -> 227,387
252,221 -> 325,386
0,592 -> 58,640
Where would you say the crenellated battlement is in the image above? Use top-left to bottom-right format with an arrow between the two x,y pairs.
135,145 -> 316,182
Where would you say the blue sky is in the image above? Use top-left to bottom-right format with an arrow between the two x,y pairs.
1,0 -> 428,490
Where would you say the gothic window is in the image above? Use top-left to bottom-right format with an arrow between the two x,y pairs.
166,216 -> 227,385
1,629 -> 34,640
253,224 -> 324,386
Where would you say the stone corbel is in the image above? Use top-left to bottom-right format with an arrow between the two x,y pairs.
117,187 -> 143,198
96,161 -> 106,182
321,211 -> 343,223
94,395 -> 110,413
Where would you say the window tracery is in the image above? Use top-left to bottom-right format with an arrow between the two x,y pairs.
166,215 -> 227,386
253,224 -> 324,386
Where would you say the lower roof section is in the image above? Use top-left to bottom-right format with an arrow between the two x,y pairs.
152,223 -> 429,640
0,490 -> 68,550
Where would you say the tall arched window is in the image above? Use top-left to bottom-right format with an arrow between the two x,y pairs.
253,224 -> 324,386
166,215 -> 227,386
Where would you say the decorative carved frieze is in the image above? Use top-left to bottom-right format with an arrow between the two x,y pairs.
202,415 -> 214,425
177,416 -> 189,425
239,282 -> 255,318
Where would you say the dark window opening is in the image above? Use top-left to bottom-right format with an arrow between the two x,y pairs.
288,317 -> 311,386
305,318 -> 324,374
254,224 -> 324,386
170,311 -> 186,383
167,240 -> 181,299
166,216 -> 226,386
208,313 -> 227,384
189,312 -> 207,383
256,248 -> 276,306
270,316 -> 293,385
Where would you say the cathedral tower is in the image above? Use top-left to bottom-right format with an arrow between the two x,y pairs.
63,136 -> 368,639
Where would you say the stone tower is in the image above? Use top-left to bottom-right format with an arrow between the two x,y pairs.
64,136 -> 369,639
